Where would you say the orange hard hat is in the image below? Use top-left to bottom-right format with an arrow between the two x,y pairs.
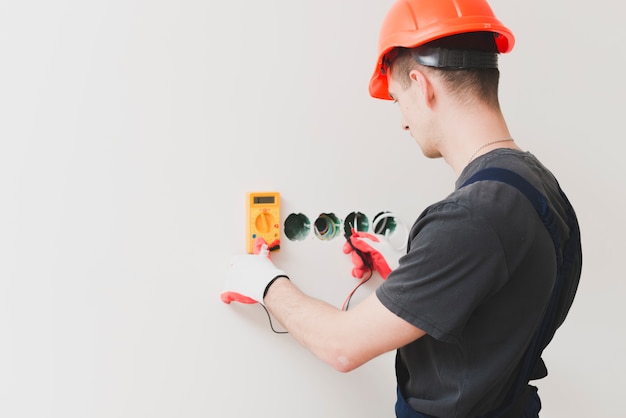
369,0 -> 515,100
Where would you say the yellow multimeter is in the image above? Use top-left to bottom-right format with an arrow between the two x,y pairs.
246,192 -> 281,253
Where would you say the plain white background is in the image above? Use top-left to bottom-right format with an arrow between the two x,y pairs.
1,0 -> 624,417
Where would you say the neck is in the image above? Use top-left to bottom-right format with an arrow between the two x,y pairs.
437,103 -> 517,177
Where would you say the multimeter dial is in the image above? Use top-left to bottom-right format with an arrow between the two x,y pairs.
255,211 -> 275,234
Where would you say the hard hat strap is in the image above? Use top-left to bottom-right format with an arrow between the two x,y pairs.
411,47 -> 498,69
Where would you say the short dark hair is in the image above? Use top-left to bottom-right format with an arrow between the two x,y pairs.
389,32 -> 501,109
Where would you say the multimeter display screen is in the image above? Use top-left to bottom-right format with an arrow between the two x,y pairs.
254,196 -> 275,204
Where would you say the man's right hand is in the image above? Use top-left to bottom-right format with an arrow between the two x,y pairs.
343,231 -> 401,280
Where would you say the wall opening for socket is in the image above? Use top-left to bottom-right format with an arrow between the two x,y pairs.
314,213 -> 341,241
284,210 -> 402,243
372,211 -> 397,235
343,212 -> 369,238
284,213 -> 311,241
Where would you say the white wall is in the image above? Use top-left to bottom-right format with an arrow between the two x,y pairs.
1,1 -> 624,417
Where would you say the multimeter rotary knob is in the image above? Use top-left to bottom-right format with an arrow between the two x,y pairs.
255,211 -> 275,234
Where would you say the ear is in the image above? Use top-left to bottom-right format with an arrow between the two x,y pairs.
409,69 -> 435,108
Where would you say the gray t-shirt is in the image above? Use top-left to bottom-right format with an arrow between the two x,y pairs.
376,149 -> 580,417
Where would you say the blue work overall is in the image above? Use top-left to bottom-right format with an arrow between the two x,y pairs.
395,168 -> 581,418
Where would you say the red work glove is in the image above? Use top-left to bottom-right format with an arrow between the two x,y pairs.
343,231 -> 401,280
221,240 -> 288,305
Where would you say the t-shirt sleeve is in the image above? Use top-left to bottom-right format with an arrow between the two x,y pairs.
376,201 -> 509,344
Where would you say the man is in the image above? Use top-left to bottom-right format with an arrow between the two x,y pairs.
222,0 -> 582,416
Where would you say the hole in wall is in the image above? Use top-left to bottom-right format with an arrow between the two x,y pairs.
284,213 -> 311,241
314,213 -> 342,241
372,211 -> 397,236
343,212 -> 369,238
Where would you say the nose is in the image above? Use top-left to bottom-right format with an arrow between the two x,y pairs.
402,124 -> 410,131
